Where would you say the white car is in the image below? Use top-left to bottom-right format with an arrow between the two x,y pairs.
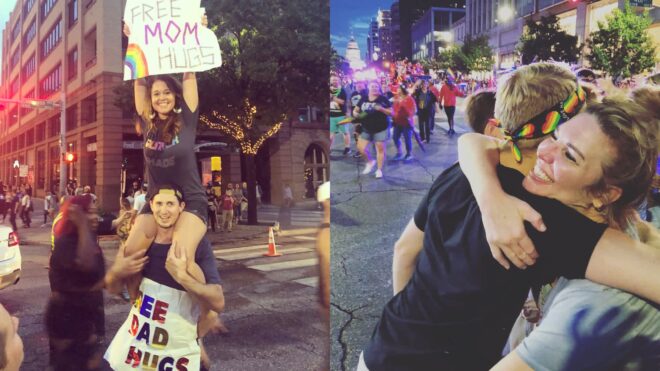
0,226 -> 20,290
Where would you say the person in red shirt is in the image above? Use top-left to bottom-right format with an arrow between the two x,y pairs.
438,76 -> 466,135
391,84 -> 417,161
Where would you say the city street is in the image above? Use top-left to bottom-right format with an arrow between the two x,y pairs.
329,105 -> 468,371
0,205 -> 327,371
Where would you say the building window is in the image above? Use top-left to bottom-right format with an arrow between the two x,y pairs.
83,28 -> 97,69
42,0 -> 58,22
67,47 -> 78,80
66,104 -> 78,130
22,54 -> 36,80
8,107 -> 19,127
39,64 -> 62,98
26,129 -> 35,146
18,134 -> 25,150
10,48 -> 20,69
23,18 -> 37,46
11,18 -> 22,42
49,116 -> 60,137
36,150 -> 46,189
37,122 -> 46,142
10,77 -> 20,97
41,17 -> 62,59
23,0 -> 37,17
68,0 -> 78,28
81,94 -> 97,124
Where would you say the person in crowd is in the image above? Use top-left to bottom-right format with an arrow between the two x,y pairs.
353,81 -> 392,179
104,185 -> 225,371
359,63 -> 660,370
232,182 -> 245,224
221,188 -> 235,232
412,79 -> 438,143
438,75 -> 466,135
207,186 -> 219,232
122,19 -> 209,289
0,185 -> 6,224
391,83 -> 416,162
19,189 -> 31,228
241,182 -> 249,221
283,183 -> 293,208
256,182 -> 263,205
330,73 -> 352,155
83,186 -> 97,204
0,304 -> 23,371
132,184 -> 148,214
464,89 -> 496,135
7,191 -> 17,232
350,81 -> 369,159
112,197 -> 135,247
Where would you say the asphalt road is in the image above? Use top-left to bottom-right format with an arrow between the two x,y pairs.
0,216 -> 327,371
330,107 -> 469,371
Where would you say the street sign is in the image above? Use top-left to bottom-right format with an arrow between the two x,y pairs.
19,165 -> 28,177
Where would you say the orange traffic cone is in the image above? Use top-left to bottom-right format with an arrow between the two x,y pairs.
263,227 -> 282,257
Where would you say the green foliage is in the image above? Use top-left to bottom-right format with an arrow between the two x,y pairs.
586,2 -> 656,79
517,15 -> 582,64
423,46 -> 463,71
459,35 -> 494,72
112,80 -> 135,119
331,46 -> 351,77
199,0 -> 329,126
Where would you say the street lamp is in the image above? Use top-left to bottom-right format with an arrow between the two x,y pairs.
496,4 -> 515,70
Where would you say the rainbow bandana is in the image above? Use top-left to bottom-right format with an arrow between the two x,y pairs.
496,84 -> 586,162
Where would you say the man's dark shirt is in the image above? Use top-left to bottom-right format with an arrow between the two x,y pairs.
364,164 -> 607,371
143,235 -> 221,291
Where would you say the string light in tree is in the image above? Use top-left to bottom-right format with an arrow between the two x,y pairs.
200,98 -> 285,155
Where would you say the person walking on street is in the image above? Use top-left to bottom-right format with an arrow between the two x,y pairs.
353,81 -> 392,179
7,191 -> 18,233
207,187 -> 219,232
221,189 -> 234,232
413,79 -> 439,143
391,84 -> 417,161
232,183 -> 244,224
283,184 -> 293,208
438,76 -> 465,136
19,190 -> 31,228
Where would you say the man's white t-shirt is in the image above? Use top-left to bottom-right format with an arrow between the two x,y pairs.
133,193 -> 146,213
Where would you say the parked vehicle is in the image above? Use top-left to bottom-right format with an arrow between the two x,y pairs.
0,225 -> 20,290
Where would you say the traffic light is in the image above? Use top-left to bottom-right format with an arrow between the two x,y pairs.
64,152 -> 77,163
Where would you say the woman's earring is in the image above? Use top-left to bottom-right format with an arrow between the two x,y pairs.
173,106 -> 182,114
149,111 -> 156,119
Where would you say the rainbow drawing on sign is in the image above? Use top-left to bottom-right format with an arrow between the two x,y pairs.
125,44 -> 149,79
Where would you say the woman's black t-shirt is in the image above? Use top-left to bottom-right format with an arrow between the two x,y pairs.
363,164 -> 607,371
139,103 -> 206,206
356,95 -> 392,134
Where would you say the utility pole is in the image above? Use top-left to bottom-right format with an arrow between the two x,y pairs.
59,95 -> 67,196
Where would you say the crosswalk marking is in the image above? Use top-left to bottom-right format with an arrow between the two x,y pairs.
213,244 -> 273,254
216,247 -> 313,261
293,235 -> 317,241
292,277 -> 318,288
248,258 -> 318,272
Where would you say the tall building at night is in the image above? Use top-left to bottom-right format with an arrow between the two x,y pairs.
390,1 -> 401,59
411,7 -> 465,61
1,0 -> 329,211
367,18 -> 379,63
367,9 -> 394,64
396,0 -> 466,59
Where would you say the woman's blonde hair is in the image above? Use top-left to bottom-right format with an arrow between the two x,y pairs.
139,75 -> 183,143
586,91 -> 660,228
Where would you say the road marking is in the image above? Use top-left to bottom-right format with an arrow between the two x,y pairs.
216,247 -> 312,261
213,244 -> 273,254
278,228 -> 318,236
248,258 -> 317,272
292,276 -> 318,288
293,235 -> 317,241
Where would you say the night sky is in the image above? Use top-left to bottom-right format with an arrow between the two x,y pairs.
331,0 -> 394,61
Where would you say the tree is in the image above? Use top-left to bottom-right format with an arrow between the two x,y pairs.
422,46 -> 464,73
199,0 -> 328,224
459,35 -> 494,73
586,2 -> 656,81
517,15 -> 582,65
331,46 -> 351,77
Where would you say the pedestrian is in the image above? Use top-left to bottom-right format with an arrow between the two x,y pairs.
46,194 -> 105,370
330,73 -> 352,155
0,185 -> 6,224
232,183 -> 244,224
7,192 -> 18,232
350,82 -> 368,159
19,190 -> 31,228
464,89 -> 496,135
83,186 -> 97,204
241,182 -> 249,221
391,83 -> 417,161
413,79 -> 438,143
0,304 -> 24,371
207,186 -> 219,232
438,75 -> 465,135
353,81 -> 392,179
104,184 -> 225,371
132,184 -> 148,213
283,183 -> 293,208
256,182 -> 262,205
221,189 -> 234,232
112,197 -> 135,247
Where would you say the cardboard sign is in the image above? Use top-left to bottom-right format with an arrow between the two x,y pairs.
123,0 -> 222,80
104,278 -> 201,370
